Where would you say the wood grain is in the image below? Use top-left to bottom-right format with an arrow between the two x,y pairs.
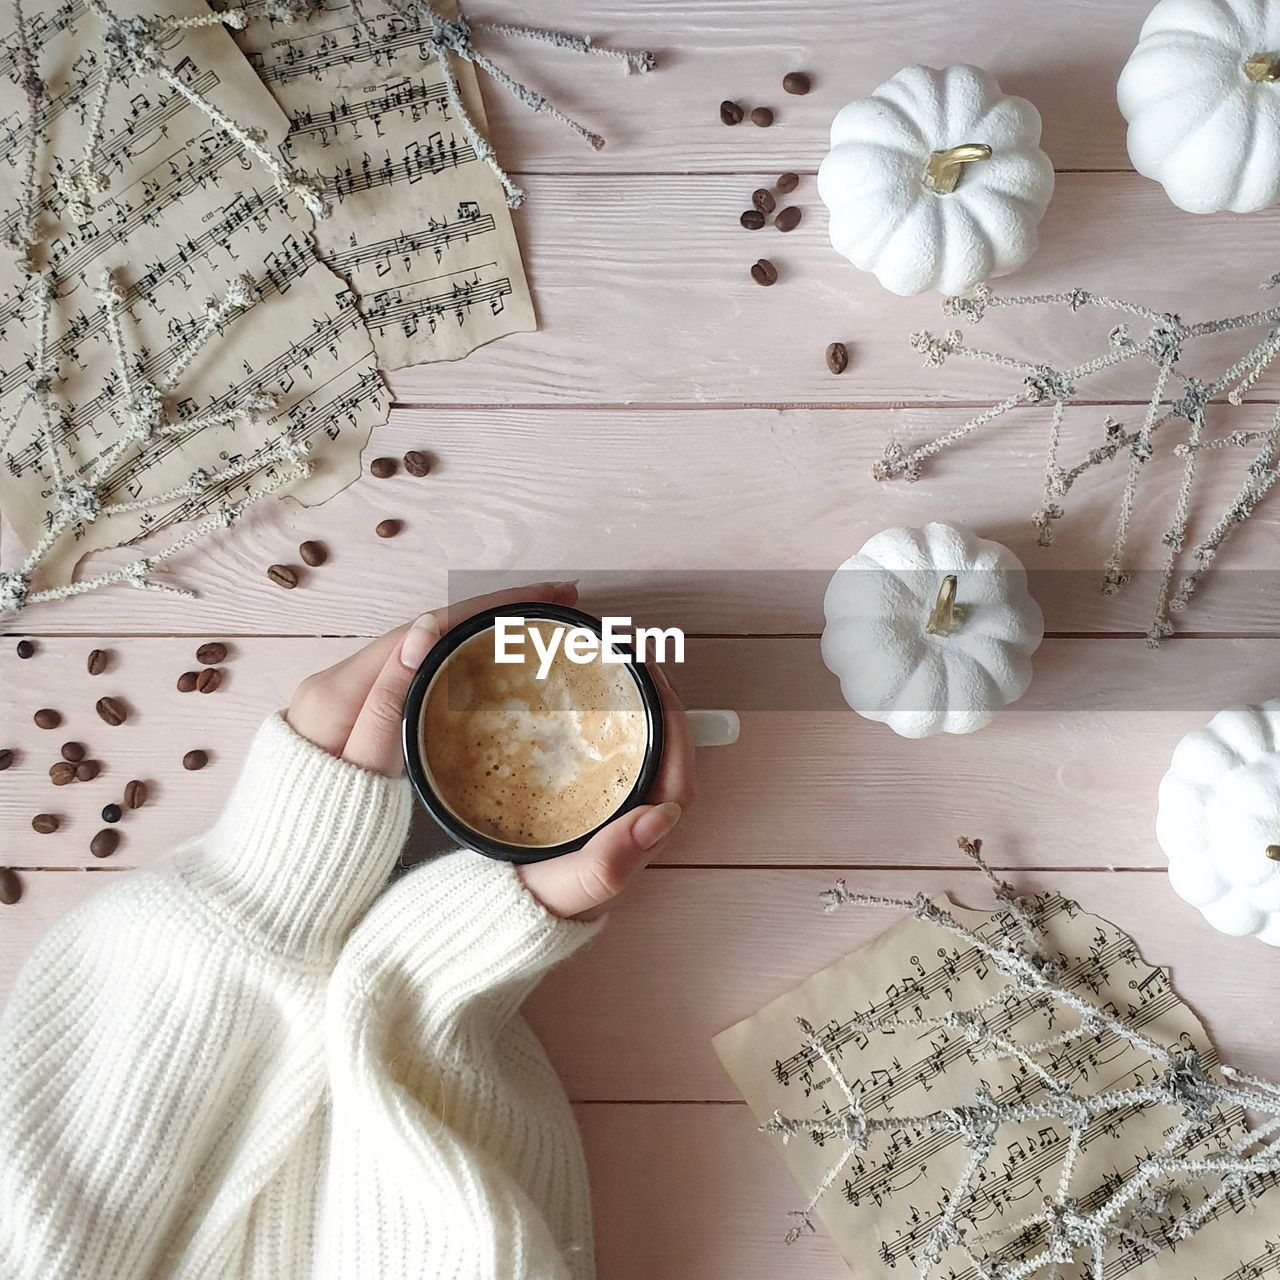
7,405 -> 1280,637
7,868 -> 1277,1105
0,636 -> 361,872
546,869 -> 1280,1101
480,0 -> 1144,174
577,1102 -> 848,1280
4,6 -> 1280,1262
5,636 -> 1280,873
387,174 -> 1280,406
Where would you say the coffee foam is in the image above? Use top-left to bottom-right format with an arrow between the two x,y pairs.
421,621 -> 648,847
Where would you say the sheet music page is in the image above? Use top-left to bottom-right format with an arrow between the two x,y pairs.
713,893 -> 1280,1280
231,0 -> 536,373
0,0 -> 388,585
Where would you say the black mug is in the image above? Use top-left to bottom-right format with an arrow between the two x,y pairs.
403,603 -> 668,863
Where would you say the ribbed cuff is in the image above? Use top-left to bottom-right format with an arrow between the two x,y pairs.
177,713 -> 414,959
349,850 -> 603,1024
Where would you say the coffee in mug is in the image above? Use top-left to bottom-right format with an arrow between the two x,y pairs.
403,605 -> 664,861
421,619 -> 650,848
402,603 -> 738,862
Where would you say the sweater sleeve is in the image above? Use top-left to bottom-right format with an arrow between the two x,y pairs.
318,851 -> 604,1280
1,714 -> 603,1280
0,714 -> 414,1279
176,711 -> 416,956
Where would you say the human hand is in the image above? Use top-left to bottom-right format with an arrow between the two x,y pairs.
286,583 -> 696,919
518,657 -> 695,921
286,582 -> 579,775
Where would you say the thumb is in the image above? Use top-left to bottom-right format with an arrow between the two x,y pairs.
519,801 -> 683,921
342,613 -> 440,775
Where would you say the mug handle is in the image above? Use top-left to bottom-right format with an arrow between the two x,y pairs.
687,709 -> 740,747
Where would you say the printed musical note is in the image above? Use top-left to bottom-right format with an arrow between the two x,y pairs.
714,893 -> 1280,1280
0,0 -> 388,584
228,0 -> 534,373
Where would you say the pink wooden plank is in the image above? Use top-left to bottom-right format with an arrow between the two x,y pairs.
387,174 -> 1280,406
6,869 -> 1278,1106
481,0 -> 1142,173
0,636 -> 361,872
530,869 -> 1280,1101
6,405 -> 1280,637
577,1102 -> 849,1280
5,637 -> 1280,873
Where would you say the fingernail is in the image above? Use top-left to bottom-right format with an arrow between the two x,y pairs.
632,802 -> 682,850
399,614 -> 440,669
551,579 -> 579,605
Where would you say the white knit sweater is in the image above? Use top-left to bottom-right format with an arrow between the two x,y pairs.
0,714 -> 601,1280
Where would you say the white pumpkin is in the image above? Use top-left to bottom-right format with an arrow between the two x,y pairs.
1157,698 -> 1280,944
817,65 -> 1055,297
821,523 -> 1044,739
1118,0 -> 1280,213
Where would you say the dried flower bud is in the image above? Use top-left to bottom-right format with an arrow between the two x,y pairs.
225,275 -> 255,309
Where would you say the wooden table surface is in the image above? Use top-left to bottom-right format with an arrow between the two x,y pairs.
5,3 -> 1280,1276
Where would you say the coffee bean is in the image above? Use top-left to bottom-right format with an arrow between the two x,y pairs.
196,667 -> 222,694
34,708 -> 61,729
16,639 -> 35,659
32,813 -> 59,834
740,209 -> 766,230
776,171 -> 800,194
403,450 -> 431,477
375,518 -> 401,539
370,456 -> 397,479
752,188 -> 776,215
86,648 -> 109,676
750,259 -> 779,286
299,540 -> 328,567
124,779 -> 147,810
783,71 -> 811,95
0,868 -> 21,906
101,803 -> 122,824
177,670 -> 198,692
50,761 -> 75,786
0,749 -> 13,771
75,760 -> 100,782
719,99 -> 744,126
90,828 -> 120,859
96,696 -> 127,726
267,564 -> 299,589
750,106 -> 775,127
183,749 -> 208,771
826,341 -> 850,375
196,641 -> 228,665
775,206 -> 802,232
60,741 -> 85,763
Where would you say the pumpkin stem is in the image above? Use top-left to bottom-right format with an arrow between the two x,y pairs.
926,574 -> 966,636
923,144 -> 993,195
1244,53 -> 1280,82
1267,844 -> 1280,861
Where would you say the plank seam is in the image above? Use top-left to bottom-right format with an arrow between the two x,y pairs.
571,1099 -> 747,1107
501,168 -> 1136,179
5,864 -> 1175,874
382,399 -> 1278,412
3,631 -> 1275,641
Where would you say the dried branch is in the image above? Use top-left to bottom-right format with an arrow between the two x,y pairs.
766,837 -> 1280,1280
875,283 -> 1280,646
0,3 -> 312,617
346,1 -> 655,208
72,0 -> 325,217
